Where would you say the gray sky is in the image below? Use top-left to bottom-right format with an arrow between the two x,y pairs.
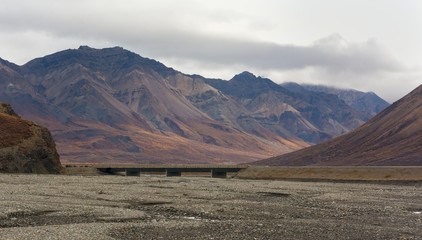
1,0 -> 421,102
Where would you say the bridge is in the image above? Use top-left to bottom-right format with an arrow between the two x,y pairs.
91,164 -> 248,178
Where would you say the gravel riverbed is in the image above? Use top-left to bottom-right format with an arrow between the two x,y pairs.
0,174 -> 421,239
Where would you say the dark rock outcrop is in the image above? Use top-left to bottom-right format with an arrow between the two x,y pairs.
0,103 -> 62,173
0,102 -> 20,117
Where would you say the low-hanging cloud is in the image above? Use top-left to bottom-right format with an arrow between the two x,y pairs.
0,1 -> 400,75
0,0 -> 417,103
140,33 -> 402,74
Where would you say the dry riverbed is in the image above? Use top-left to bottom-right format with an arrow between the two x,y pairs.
0,173 -> 421,240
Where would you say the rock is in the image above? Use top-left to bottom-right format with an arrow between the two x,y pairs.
0,102 -> 63,174
0,102 -> 20,117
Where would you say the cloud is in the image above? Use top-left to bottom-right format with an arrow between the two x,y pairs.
111,32 -> 403,77
147,33 -> 403,81
0,0 -> 416,103
0,1 -> 400,75
268,66 -> 422,103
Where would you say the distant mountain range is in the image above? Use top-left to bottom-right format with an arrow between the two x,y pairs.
253,84 -> 422,166
282,83 -> 390,115
203,73 -> 377,143
0,46 -> 389,164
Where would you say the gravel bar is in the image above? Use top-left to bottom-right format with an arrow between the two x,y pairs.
0,174 -> 421,239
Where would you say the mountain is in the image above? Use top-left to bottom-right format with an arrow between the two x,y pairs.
253,84 -> 422,166
0,102 -> 63,173
0,46 -> 383,164
282,83 -> 390,115
205,72 -> 372,144
0,47 -> 301,164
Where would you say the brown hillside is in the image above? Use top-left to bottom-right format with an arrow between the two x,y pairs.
0,113 -> 34,148
253,84 -> 422,166
0,103 -> 63,173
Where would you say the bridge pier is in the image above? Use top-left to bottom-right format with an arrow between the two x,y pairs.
211,170 -> 227,178
166,169 -> 182,177
126,169 -> 140,176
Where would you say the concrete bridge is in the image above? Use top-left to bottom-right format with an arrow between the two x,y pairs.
93,164 -> 248,178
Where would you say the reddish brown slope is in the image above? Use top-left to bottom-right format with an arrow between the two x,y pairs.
253,84 -> 422,166
0,103 -> 63,173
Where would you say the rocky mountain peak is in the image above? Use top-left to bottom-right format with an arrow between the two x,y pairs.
231,71 -> 256,81
228,71 -> 287,95
21,46 -> 173,77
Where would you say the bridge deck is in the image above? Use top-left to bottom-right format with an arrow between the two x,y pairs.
91,164 -> 248,177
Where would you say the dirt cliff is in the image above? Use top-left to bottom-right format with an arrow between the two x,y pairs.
0,103 -> 63,173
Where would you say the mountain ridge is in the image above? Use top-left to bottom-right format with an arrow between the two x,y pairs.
205,72 -> 374,144
252,84 -> 422,166
282,83 -> 390,115
0,46 -> 389,164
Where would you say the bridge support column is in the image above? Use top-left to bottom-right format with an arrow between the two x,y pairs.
211,170 -> 227,178
166,169 -> 181,177
126,169 -> 140,176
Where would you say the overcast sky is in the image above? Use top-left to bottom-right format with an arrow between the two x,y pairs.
1,0 -> 421,102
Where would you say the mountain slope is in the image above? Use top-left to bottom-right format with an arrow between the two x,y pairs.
283,83 -> 390,115
206,72 -> 372,144
0,46 -> 387,164
0,47 -> 303,164
253,85 -> 422,166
